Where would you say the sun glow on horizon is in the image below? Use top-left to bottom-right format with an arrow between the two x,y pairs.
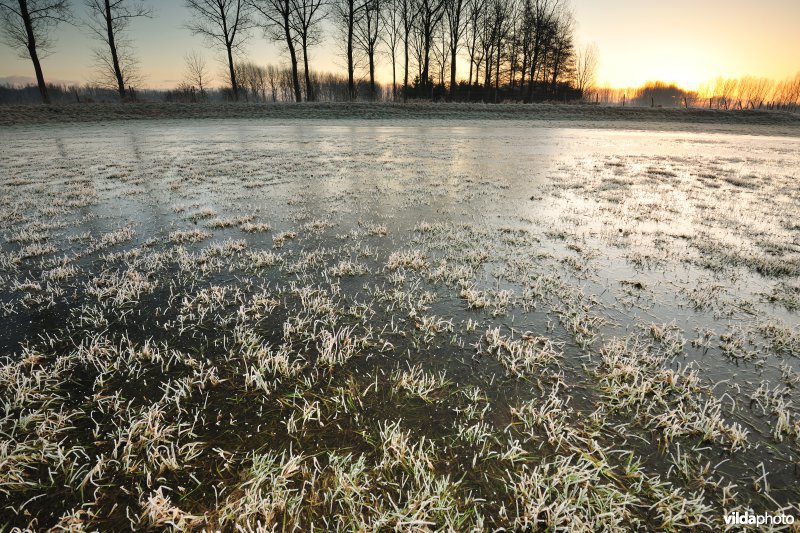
574,0 -> 800,93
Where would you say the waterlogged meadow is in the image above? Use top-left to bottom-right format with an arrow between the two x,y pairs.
1,119 -> 799,530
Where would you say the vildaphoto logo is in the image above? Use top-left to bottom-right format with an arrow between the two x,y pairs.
724,510 -> 796,526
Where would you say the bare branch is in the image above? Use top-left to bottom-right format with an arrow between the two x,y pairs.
185,0 -> 254,100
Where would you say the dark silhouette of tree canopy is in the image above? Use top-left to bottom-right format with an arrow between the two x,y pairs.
0,0 -> 72,104
184,0 -> 254,101
85,0 -> 151,99
633,81 -> 688,108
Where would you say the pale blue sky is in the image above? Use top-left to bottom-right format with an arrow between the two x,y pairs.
1,0 -> 798,89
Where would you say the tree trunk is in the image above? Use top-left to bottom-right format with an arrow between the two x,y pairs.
283,15 -> 302,102
467,56 -> 473,100
494,39 -> 500,103
525,39 -> 539,103
391,48 -> 396,101
220,5 -> 238,102
403,36 -> 409,102
421,33 -> 431,94
368,48 -> 376,99
550,48 -> 560,96
511,55 -> 517,90
219,5 -> 238,101
302,36 -> 313,102
104,0 -> 126,99
18,0 -> 49,104
449,44 -> 457,100
484,47 -> 492,93
226,43 -> 239,100
347,2 -> 356,100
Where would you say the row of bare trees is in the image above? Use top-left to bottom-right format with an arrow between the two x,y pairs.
375,0 -> 585,102
697,74 -> 800,110
589,73 -> 800,110
183,0 -> 327,102
2,0 -> 592,104
170,60 -> 382,102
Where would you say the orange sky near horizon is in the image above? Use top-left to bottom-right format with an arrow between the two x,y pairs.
573,0 -> 800,91
0,0 -> 798,91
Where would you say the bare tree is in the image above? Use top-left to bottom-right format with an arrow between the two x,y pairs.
787,73 -> 800,109
524,0 -> 559,102
250,0 -> 301,102
411,14 -> 424,82
431,16 -> 447,86
713,77 -> 738,110
331,0 -> 365,100
354,0 -> 380,98
416,0 -> 445,96
737,75 -> 771,109
464,0 -> 486,98
236,60 -> 268,100
772,72 -> 800,109
266,63 -> 279,100
490,0 -> 510,102
547,10 -> 573,97
379,0 -> 401,100
184,0 -> 254,101
444,0 -> 466,98
0,0 -> 72,104
289,0 -> 325,101
517,0 -> 531,94
573,41 -> 597,97
506,0 -> 520,89
184,50 -> 212,99
477,0 -> 495,92
85,0 -> 151,99
398,0 -> 416,101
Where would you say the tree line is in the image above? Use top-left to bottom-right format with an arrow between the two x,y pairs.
697,75 -> 800,111
1,0 -> 596,104
590,74 -> 800,111
171,62 -> 387,102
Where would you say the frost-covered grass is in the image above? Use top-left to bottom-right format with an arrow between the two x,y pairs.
0,119 -> 798,530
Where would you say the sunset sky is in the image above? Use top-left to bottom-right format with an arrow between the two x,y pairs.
1,0 -> 798,90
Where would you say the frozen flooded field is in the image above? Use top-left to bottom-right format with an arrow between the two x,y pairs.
1,118 -> 799,530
